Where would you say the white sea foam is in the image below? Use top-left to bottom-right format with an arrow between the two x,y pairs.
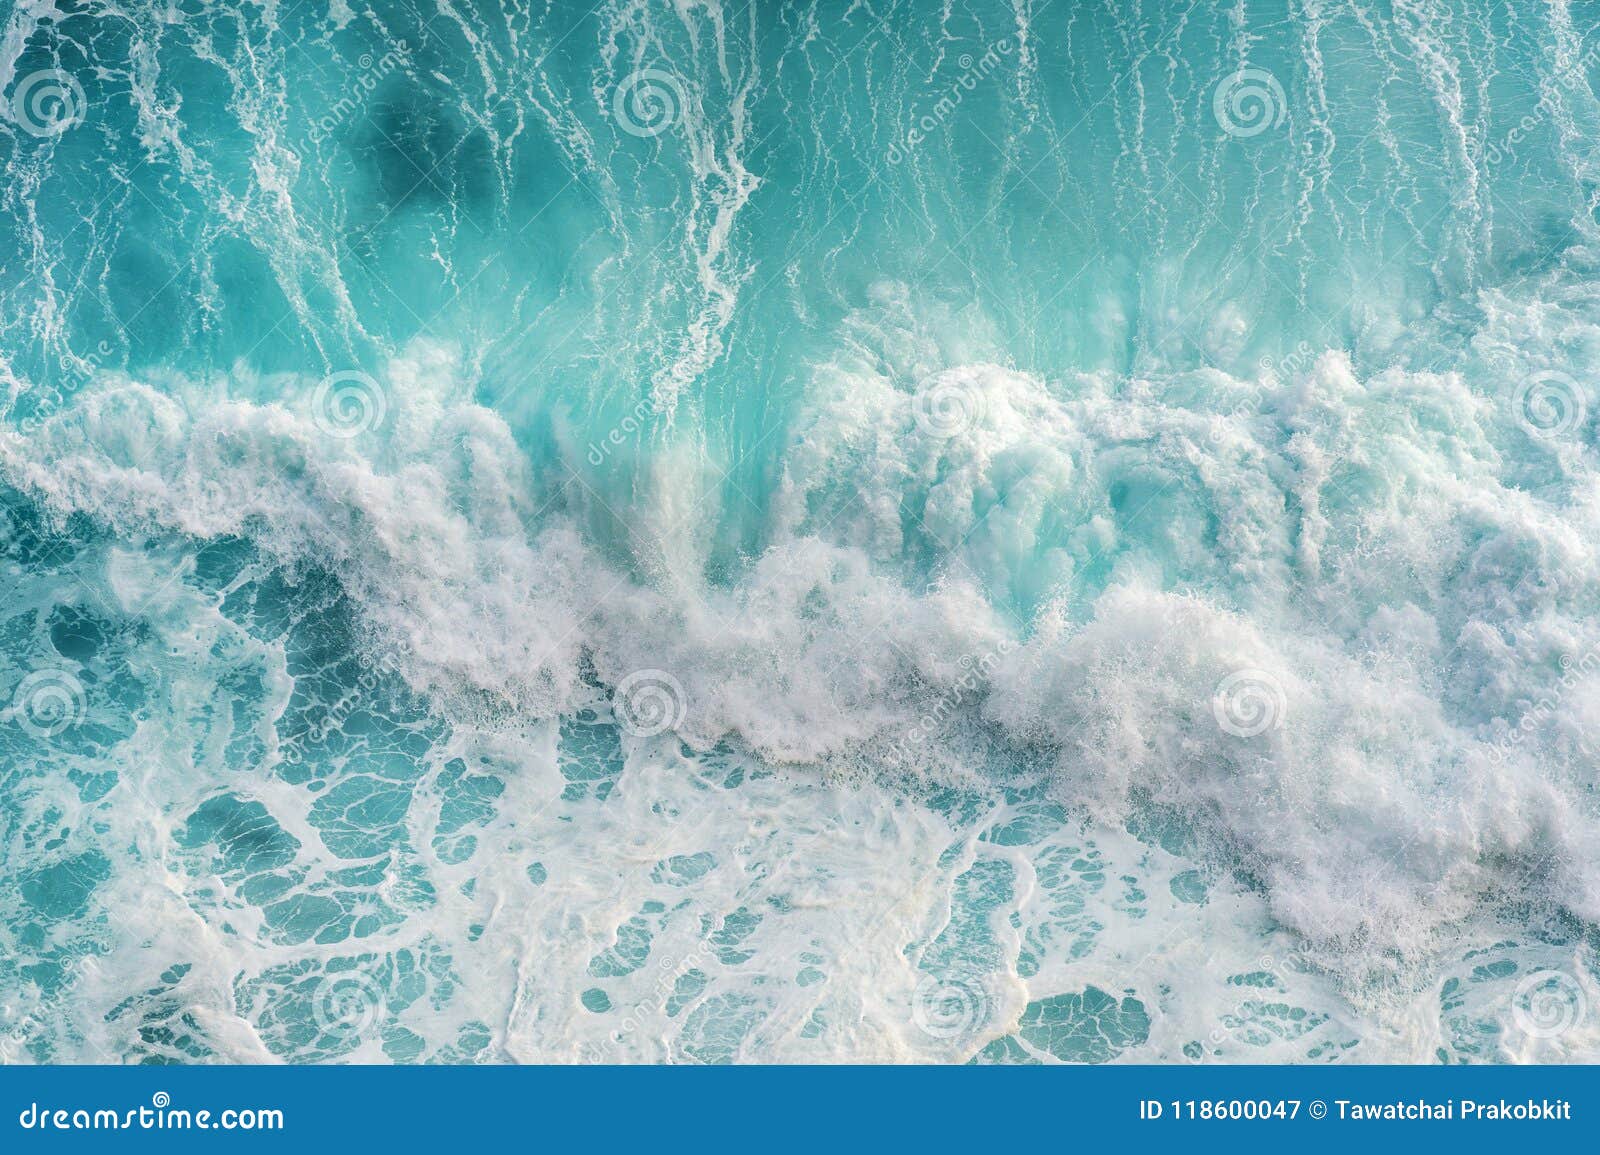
3,269 -> 1598,1042
4,0 -> 1600,1069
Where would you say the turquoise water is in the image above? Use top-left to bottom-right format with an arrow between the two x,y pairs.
2,0 -> 1599,1063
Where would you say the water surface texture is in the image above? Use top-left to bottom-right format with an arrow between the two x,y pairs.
2,0 -> 1600,1063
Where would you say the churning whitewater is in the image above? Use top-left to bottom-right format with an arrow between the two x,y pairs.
2,0 -> 1599,1063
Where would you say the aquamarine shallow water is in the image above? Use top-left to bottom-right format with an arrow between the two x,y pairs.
1,0 -> 1599,1063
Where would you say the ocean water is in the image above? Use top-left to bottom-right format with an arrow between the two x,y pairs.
1,0 -> 1599,1065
